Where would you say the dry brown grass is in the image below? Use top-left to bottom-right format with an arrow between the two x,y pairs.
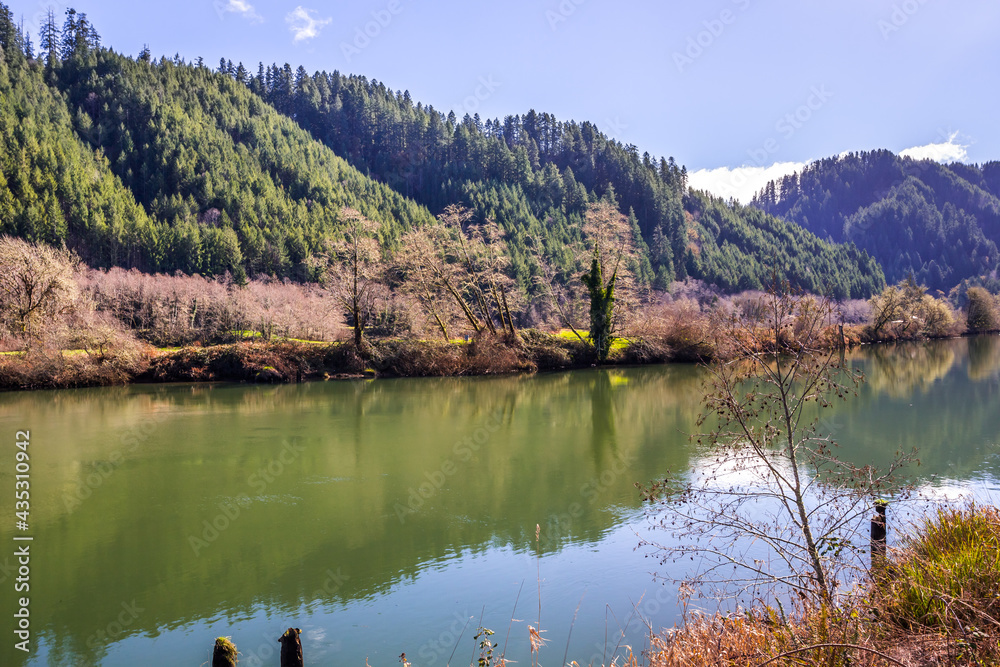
647,606 -> 976,667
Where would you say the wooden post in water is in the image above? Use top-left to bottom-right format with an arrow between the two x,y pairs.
212,637 -> 238,667
870,500 -> 888,572
279,627 -> 304,667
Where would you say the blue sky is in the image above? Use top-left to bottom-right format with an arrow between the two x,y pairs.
10,0 -> 1000,201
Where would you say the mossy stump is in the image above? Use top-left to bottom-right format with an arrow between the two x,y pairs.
279,627 -> 303,667
212,636 -> 238,667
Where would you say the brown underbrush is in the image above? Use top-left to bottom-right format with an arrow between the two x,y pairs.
140,341 -> 364,383
0,341 -> 150,389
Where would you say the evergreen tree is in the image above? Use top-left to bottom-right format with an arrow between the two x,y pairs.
40,8 -> 59,66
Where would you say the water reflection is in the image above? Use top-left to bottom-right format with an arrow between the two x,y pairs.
862,340 -> 957,397
968,334 -> 1000,381
0,338 -> 997,666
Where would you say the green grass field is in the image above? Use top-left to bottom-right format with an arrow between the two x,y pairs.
555,329 -> 629,350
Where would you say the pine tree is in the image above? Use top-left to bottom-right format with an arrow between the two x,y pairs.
22,24 -> 32,60
40,7 -> 58,66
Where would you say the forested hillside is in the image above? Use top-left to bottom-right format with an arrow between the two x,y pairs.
0,2 -> 886,297
751,150 -> 1000,291
0,4 -> 435,280
245,62 -> 884,297
0,10 -> 159,269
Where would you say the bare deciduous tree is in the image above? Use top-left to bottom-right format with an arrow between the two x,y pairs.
322,208 -> 386,352
461,217 -> 519,337
531,256 -> 588,338
0,235 -> 78,344
640,287 -> 913,606
395,226 -> 463,341
397,205 -> 519,340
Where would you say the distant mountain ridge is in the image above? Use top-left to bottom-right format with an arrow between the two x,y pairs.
751,149 -> 1000,292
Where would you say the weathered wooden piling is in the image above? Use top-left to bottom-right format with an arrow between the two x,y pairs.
212,636 -> 238,667
279,627 -> 304,667
870,499 -> 888,570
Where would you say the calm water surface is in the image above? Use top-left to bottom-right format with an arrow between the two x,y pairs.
1,336 -> 999,666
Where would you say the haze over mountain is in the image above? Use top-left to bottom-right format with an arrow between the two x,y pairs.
689,133 -> 974,205
750,150 -> 1000,292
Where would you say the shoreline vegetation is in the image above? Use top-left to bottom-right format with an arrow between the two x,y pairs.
1,313 -> 997,391
0,230 -> 997,390
648,504 -> 1000,667
6,320 -> 998,391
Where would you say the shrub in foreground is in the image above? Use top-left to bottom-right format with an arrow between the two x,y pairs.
877,504 -> 1000,632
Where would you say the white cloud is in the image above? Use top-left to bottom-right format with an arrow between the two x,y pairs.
688,161 -> 807,204
688,132 -> 972,206
899,132 -> 969,163
219,0 -> 263,23
286,6 -> 332,43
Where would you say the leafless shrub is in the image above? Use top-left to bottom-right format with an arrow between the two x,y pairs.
628,296 -> 715,362
81,268 -> 344,345
640,288 -> 914,606
667,278 -> 722,307
838,299 -> 872,325
730,290 -> 769,323
370,340 -> 465,377
464,334 -> 534,374
866,278 -> 961,341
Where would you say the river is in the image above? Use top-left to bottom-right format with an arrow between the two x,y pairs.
1,335 -> 999,666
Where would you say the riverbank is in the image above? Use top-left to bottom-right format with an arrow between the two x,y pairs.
0,322 -> 716,389
0,323 -> 988,391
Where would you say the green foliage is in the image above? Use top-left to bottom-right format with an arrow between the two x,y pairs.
685,192 -> 885,298
0,48 -> 157,266
474,627 -> 498,667
248,61 -> 885,296
581,245 -> 616,361
53,49 -> 434,277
